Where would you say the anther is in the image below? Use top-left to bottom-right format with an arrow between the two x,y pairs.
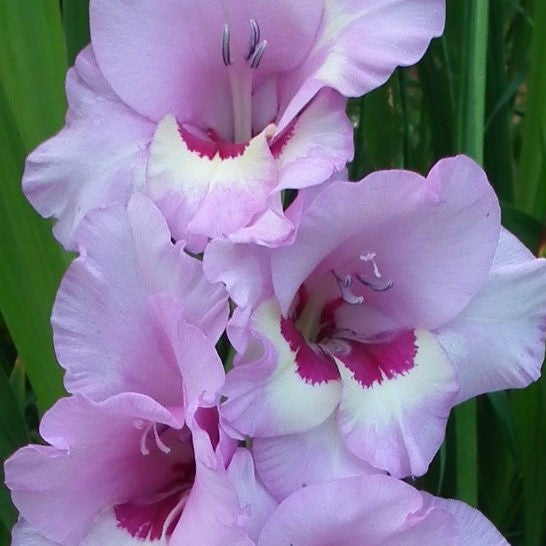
357,275 -> 394,292
222,23 -> 232,66
249,39 -> 267,69
333,271 -> 364,305
247,19 -> 261,60
360,252 -> 382,278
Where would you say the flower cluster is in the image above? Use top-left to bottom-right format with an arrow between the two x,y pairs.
6,1 -> 546,545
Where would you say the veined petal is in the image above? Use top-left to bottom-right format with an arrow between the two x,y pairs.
11,521 -> 60,546
277,0 -> 445,131
253,415 -> 378,501
146,115 -> 278,242
436,229 -> 546,403
226,449 -> 278,542
22,46 -> 153,249
90,0 -> 323,134
422,494 -> 509,546
221,300 -> 342,437
5,394 -> 184,545
52,194 -> 228,406
272,156 -> 500,330
275,89 -> 353,191
335,329 -> 459,477
257,475 -> 458,546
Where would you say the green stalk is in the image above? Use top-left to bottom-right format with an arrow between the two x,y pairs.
453,0 -> 490,507
515,0 -> 546,221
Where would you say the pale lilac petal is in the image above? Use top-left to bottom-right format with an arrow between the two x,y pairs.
52,193 -> 227,405
5,394 -> 183,545
173,417 -> 254,546
275,89 -> 353,191
257,475 -> 458,546
90,0 -> 323,133
253,415 -> 378,501
436,229 -> 546,403
272,156 -> 501,330
23,46 -> 153,249
335,329 -> 459,477
226,449 -> 278,542
11,521 -> 60,546
277,0 -> 445,131
221,300 -> 342,437
146,115 -> 278,241
423,494 -> 509,546
149,297 -> 226,413
203,240 -> 273,310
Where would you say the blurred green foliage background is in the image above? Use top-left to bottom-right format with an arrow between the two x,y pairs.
0,1 -> 545,544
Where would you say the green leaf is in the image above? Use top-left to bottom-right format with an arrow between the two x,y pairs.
0,364 -> 28,530
501,201 -> 544,254
9,359 -> 26,413
62,0 -> 90,65
0,83 -> 67,413
0,0 -> 67,151
515,0 -> 546,220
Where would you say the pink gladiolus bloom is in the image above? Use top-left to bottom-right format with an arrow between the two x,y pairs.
23,0 -> 445,250
5,395 -> 267,545
51,192 -> 228,409
210,155 -> 546,478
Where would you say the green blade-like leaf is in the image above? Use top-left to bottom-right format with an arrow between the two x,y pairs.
0,84 -> 67,413
515,0 -> 546,221
0,0 -> 67,151
62,0 -> 90,65
0,364 -> 29,530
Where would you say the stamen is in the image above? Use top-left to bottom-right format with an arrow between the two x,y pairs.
139,422 -> 152,456
332,271 -> 364,305
360,252 -> 382,278
249,39 -> 267,69
152,423 -> 171,454
222,23 -> 232,66
357,275 -> 394,292
247,19 -> 261,60
138,422 -> 171,455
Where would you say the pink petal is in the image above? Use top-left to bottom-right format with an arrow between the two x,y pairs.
257,475 -> 458,545
22,46 -> 153,249
221,300 -> 342,437
272,156 -> 501,330
277,0 -> 446,131
226,449 -> 278,542
437,228 -> 546,403
252,415 -> 378,501
52,193 -> 228,405
275,89 -> 354,191
146,115 -> 278,242
335,329 -> 459,477
423,494 -> 509,545
5,394 -> 183,545
11,520 -> 60,546
90,0 -> 323,134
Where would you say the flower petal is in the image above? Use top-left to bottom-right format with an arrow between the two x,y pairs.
90,0 -> 323,134
252,415 -> 378,501
146,115 -> 279,242
221,300 -> 342,437
226,449 -> 278,542
423,494 -> 509,546
11,520 -> 60,546
5,394 -> 183,545
22,47 -> 153,249
335,329 -> 459,477
275,89 -> 353,191
272,155 -> 501,330
52,193 -> 227,405
436,229 -> 546,403
257,475 -> 458,546
277,0 -> 445,131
